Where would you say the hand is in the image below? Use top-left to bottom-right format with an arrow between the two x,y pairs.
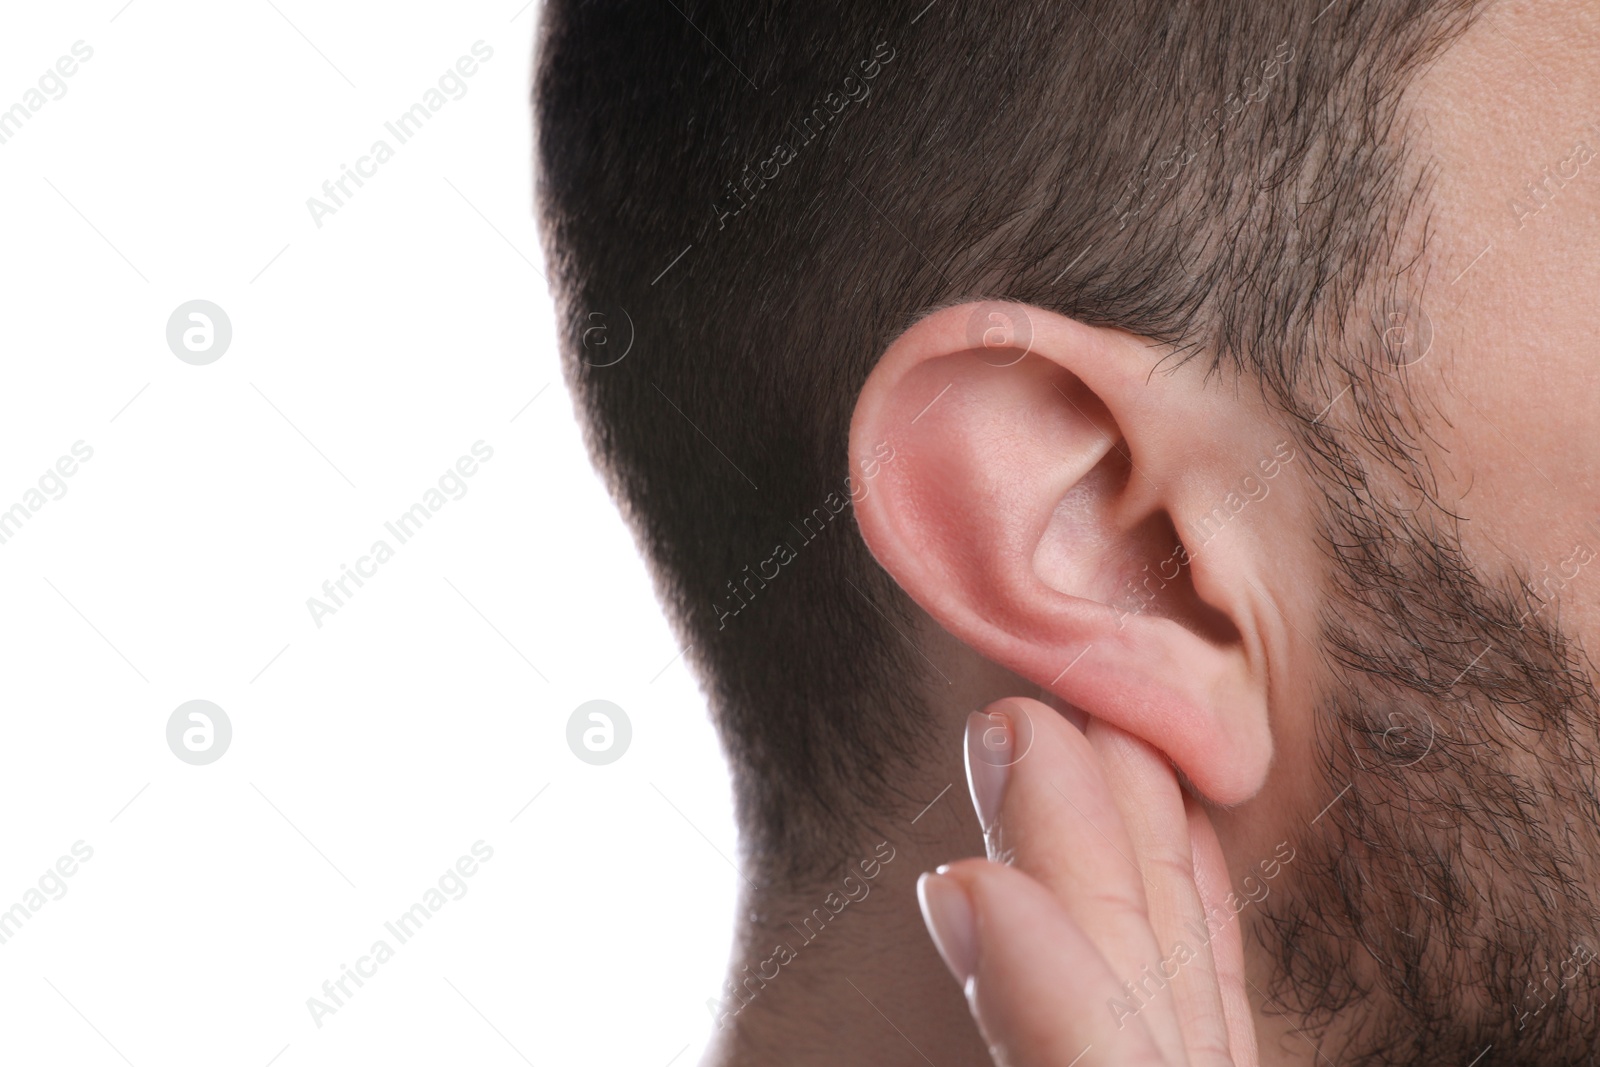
917,698 -> 1260,1067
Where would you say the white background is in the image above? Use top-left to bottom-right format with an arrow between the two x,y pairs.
0,3 -> 738,1065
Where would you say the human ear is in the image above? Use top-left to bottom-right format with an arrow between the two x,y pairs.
849,302 -> 1278,805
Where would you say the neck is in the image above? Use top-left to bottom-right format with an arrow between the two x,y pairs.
702,831 -> 992,1067
700,636 -> 1044,1065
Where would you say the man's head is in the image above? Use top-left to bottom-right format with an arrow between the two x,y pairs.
536,0 -> 1600,1062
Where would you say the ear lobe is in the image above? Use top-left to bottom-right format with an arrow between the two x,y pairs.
849,302 -> 1273,806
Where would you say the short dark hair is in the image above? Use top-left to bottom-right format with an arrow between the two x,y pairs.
533,0 -> 1484,882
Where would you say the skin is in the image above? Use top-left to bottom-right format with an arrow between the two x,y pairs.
705,2 -> 1600,1064
1406,0 -> 1600,669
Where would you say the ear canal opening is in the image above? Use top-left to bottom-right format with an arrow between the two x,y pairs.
1115,509 -> 1240,648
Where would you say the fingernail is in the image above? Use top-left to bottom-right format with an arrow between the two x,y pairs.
917,871 -> 977,990
965,709 -> 1012,835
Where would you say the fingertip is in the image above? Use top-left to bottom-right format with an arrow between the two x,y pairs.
917,870 -> 978,991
